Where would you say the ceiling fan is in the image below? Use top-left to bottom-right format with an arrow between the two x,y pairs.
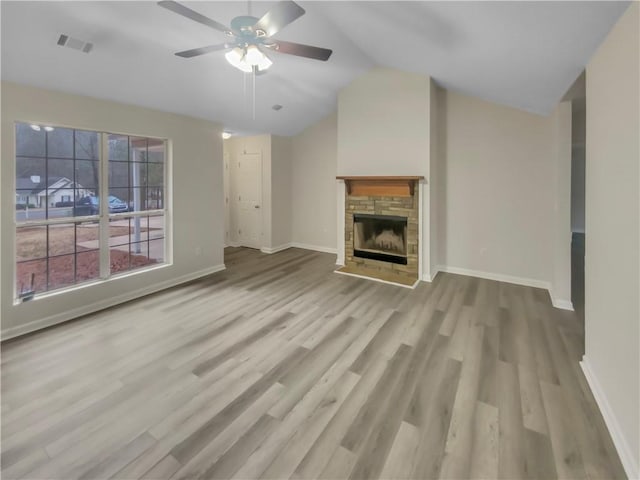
158,0 -> 333,73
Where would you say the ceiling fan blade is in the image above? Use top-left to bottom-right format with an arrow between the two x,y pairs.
269,40 -> 332,61
158,1 -> 234,36
175,43 -> 231,58
253,1 -> 305,38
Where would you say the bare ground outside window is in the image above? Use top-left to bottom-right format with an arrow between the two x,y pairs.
16,224 -> 161,295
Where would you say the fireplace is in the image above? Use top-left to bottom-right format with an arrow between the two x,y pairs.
337,176 -> 422,287
353,213 -> 408,265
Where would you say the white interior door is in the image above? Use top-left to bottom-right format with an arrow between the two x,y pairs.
234,152 -> 262,249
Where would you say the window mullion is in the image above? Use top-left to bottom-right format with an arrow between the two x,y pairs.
99,133 -> 110,279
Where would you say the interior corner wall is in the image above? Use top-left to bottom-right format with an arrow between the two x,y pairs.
433,85 -> 447,273
571,97 -> 586,233
437,89 -> 556,287
584,2 -> 639,476
429,81 -> 444,277
1,81 -> 224,339
550,101 -> 573,308
290,112 -> 337,252
271,135 -> 293,249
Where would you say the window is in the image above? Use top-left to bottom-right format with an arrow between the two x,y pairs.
15,123 -> 168,300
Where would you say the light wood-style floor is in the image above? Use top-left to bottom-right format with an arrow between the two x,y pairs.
1,247 -> 626,479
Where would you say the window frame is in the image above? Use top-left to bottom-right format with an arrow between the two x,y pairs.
14,122 -> 170,303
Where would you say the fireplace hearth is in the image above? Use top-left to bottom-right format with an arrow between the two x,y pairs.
353,214 -> 408,265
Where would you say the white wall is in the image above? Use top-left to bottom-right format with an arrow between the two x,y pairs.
437,90 -> 558,288
1,82 -> 224,339
336,67 -> 432,277
290,112 -> 337,253
584,3 -> 639,477
271,136 -> 292,249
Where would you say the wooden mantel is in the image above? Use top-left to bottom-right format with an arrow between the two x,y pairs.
336,176 -> 425,197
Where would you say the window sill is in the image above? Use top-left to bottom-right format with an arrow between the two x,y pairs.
14,262 -> 171,306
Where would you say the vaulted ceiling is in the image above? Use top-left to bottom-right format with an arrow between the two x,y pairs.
1,1 -> 630,136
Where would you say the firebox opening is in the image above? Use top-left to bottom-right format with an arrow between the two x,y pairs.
353,214 -> 408,265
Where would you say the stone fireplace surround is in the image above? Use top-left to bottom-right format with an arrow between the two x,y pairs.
337,176 -> 422,287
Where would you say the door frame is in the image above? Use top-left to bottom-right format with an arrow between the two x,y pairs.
232,151 -> 263,249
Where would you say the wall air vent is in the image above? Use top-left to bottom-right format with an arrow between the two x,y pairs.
57,34 -> 93,53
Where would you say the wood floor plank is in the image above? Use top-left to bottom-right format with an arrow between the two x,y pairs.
169,382 -> 285,479
410,358 -> 463,479
467,401 -> 499,480
292,355 -> 389,480
260,370 -> 359,479
379,421 -> 420,480
540,381 -> 587,479
318,446 -> 356,480
440,325 -> 484,479
77,432 -> 156,480
518,363 -> 549,435
477,325 -> 498,407
340,344 -> 413,453
140,454 -> 181,480
403,333 -> 449,428
347,310 -> 444,480
200,414 -> 279,480
523,427 -> 558,480
497,359 -> 528,479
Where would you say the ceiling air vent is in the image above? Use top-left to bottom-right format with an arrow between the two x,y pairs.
57,34 -> 93,53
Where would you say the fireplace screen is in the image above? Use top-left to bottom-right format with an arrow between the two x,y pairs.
353,214 -> 408,265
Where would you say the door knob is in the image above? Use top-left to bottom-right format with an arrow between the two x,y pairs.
254,205 -> 260,209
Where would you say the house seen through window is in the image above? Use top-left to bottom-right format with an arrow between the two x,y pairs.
15,123 -> 168,299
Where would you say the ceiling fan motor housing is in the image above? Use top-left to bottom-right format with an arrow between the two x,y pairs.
230,16 -> 264,37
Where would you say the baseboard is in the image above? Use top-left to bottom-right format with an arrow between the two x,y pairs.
437,265 -> 551,290
422,266 -> 440,283
260,244 -> 292,254
580,358 -> 639,479
549,293 -> 574,311
290,242 -> 337,255
1,264 -> 226,341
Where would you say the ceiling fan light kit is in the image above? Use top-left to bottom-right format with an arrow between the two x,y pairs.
225,45 -> 273,72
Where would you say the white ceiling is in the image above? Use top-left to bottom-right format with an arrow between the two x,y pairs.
1,1 -> 630,136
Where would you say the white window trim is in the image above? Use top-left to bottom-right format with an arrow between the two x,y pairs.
14,124 -> 170,303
